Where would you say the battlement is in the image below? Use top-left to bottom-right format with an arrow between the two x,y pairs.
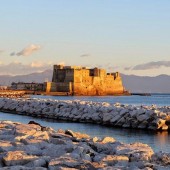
54,65 -> 84,70
51,65 -> 125,95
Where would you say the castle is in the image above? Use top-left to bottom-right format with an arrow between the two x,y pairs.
45,64 -> 125,96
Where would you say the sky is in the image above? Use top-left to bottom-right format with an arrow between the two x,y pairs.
0,0 -> 170,76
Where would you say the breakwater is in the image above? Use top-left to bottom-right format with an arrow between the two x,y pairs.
0,98 -> 170,131
0,120 -> 170,169
0,91 -> 28,98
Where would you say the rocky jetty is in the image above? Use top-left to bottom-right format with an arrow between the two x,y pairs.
0,91 -> 28,98
0,98 -> 170,131
0,120 -> 170,169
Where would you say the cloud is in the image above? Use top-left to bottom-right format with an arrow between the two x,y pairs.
0,50 -> 4,55
31,61 -> 44,68
132,61 -> 170,70
10,52 -> 16,56
104,63 -> 119,71
124,67 -> 132,70
80,54 -> 90,58
124,61 -> 170,70
11,44 -> 41,56
0,61 -> 52,75
107,66 -> 119,71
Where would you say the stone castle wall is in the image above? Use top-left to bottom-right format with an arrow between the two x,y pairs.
51,65 -> 124,95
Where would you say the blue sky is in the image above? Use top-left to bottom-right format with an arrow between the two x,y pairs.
0,0 -> 170,75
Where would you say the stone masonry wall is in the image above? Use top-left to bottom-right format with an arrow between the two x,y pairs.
52,65 -> 124,95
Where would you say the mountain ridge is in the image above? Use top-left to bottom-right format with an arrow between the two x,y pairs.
0,70 -> 170,93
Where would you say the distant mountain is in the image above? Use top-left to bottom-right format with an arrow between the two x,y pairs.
0,70 -> 53,86
121,74 -> 170,93
0,70 -> 170,93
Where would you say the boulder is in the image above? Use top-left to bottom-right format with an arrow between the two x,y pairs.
15,124 -> 39,136
136,114 -> 149,122
65,130 -> 90,139
2,151 -> 38,166
100,137 -> 116,144
116,143 -> 154,161
101,155 -> 129,166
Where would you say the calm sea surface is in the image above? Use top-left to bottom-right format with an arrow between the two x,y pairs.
0,94 -> 170,153
32,94 -> 170,106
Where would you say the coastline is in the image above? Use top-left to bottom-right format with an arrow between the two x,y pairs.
0,120 -> 169,169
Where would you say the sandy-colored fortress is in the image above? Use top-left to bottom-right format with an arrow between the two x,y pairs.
46,65 -> 124,95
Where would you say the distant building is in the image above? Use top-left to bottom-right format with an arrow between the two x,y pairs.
11,82 -> 44,91
0,86 -> 8,90
46,65 -> 125,95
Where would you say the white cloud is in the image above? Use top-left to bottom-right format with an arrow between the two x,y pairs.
31,61 -> 44,68
132,61 -> 170,70
124,61 -> 170,70
11,44 -> 41,56
0,61 -> 52,75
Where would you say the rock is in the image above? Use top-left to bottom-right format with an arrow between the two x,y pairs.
0,102 -> 170,169
42,143 -> 74,157
119,109 -> 129,116
2,151 -> 38,166
100,137 -> 116,143
122,123 -> 131,128
0,140 -> 14,152
137,109 -> 146,115
48,156 -> 83,169
90,142 -> 120,155
25,156 -> 50,167
0,166 -> 47,170
161,124 -> 168,130
103,113 -> 113,122
116,143 -> 154,161
1,98 -> 170,132
110,115 -> 121,124
90,137 -> 98,142
101,155 -> 129,166
15,124 -> 39,136
50,138 -> 70,145
32,131 -> 50,142
148,118 -> 166,130
152,152 -> 170,166
136,114 -> 149,122
138,121 -> 148,129
65,130 -> 90,139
